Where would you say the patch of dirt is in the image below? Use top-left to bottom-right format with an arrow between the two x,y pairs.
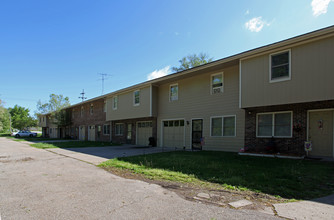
0,156 -> 34,163
103,167 -> 286,215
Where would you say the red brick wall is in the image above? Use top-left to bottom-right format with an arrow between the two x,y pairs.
69,99 -> 110,142
111,117 -> 157,145
244,100 -> 334,155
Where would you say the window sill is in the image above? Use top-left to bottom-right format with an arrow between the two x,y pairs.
269,76 -> 291,83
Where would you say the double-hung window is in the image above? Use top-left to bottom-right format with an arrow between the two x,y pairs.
103,124 -> 110,135
211,115 -> 236,137
270,50 -> 291,82
211,73 -> 223,94
113,96 -> 118,110
257,112 -> 292,137
115,123 -> 124,136
134,90 -> 140,106
170,84 -> 178,101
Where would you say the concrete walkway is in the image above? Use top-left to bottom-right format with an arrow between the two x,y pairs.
273,194 -> 334,220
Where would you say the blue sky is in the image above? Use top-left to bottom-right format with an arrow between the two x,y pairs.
1,0 -> 333,116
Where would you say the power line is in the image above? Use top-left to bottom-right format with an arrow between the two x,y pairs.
78,89 -> 87,102
98,73 -> 112,95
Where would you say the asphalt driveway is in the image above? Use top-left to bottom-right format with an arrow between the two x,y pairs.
0,138 -> 279,220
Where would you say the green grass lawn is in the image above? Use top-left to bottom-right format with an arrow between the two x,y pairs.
99,151 -> 334,200
30,141 -> 121,149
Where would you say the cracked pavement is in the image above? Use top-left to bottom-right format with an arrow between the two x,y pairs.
0,138 -> 280,219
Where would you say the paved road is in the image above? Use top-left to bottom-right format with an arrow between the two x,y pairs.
0,138 -> 279,220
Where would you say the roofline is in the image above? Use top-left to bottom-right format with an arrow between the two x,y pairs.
42,25 -> 334,113
104,25 -> 334,96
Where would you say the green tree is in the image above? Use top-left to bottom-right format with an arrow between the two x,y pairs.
0,99 -> 10,133
36,94 -> 70,114
9,105 -> 37,130
172,53 -> 213,72
36,94 -> 71,128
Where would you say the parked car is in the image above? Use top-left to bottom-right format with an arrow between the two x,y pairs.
11,130 -> 38,138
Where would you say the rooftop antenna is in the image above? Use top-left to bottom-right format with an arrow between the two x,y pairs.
78,89 -> 87,102
98,73 -> 112,95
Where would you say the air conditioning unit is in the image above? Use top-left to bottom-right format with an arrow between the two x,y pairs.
212,87 -> 222,94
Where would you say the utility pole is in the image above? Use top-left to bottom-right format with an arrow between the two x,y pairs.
78,89 -> 87,102
98,73 -> 111,95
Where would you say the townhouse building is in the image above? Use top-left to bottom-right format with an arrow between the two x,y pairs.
38,25 -> 334,158
39,96 -> 111,142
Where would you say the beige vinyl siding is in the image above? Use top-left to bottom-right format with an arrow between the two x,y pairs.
157,65 -> 245,151
151,86 -> 159,117
39,116 -> 47,127
241,36 -> 334,108
106,86 -> 151,121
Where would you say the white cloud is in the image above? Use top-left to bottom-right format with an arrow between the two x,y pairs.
147,66 -> 171,80
245,17 -> 269,32
311,0 -> 333,16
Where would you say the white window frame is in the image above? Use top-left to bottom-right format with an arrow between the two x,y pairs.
133,90 -> 140,106
103,124 -> 110,135
211,73 -> 224,94
269,49 -> 291,83
210,115 -> 236,137
256,111 -> 293,138
113,96 -> 118,110
115,123 -> 124,136
169,83 -> 178,102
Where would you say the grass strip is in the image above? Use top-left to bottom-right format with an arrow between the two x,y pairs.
99,151 -> 334,200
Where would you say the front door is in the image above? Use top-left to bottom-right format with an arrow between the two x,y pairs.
192,119 -> 203,150
309,110 -> 333,157
88,125 -> 95,141
126,124 -> 132,144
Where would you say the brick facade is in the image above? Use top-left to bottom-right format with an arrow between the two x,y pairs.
244,100 -> 334,155
68,98 -> 110,142
111,117 -> 157,145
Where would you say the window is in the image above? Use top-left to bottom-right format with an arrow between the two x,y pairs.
113,96 -> 118,110
81,106 -> 84,117
134,90 -> 140,106
115,123 -> 124,136
270,50 -> 291,82
169,84 -> 178,101
163,120 -> 185,127
103,124 -> 110,135
257,112 -> 292,137
210,116 -> 236,137
138,122 -> 152,128
90,104 -> 94,115
211,73 -> 223,94
211,117 -> 222,136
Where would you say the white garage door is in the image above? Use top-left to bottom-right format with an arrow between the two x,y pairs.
162,120 -> 185,148
137,121 -> 152,146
